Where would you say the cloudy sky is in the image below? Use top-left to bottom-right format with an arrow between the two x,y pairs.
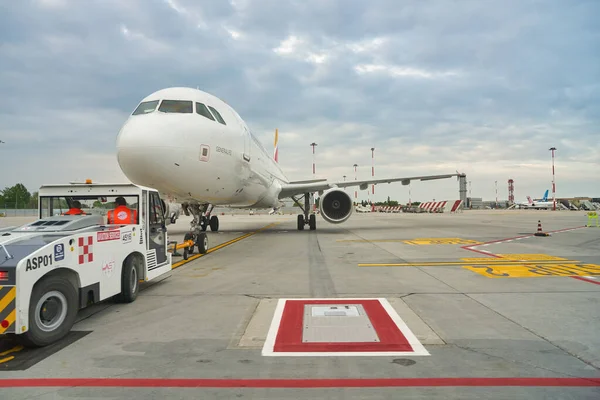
1,0 -> 598,204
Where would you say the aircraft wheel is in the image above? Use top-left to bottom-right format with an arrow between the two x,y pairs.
196,232 -> 208,254
209,215 -> 219,232
309,214 -> 316,230
21,276 -> 78,347
297,215 -> 305,230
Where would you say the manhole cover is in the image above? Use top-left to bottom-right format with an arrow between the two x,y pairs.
392,358 -> 416,366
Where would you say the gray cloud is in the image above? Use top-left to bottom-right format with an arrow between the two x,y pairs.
1,0 -> 598,203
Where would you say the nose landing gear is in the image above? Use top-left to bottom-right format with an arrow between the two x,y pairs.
182,202 -> 221,256
188,203 -> 220,233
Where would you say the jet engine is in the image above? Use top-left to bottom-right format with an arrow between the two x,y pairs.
318,188 -> 354,224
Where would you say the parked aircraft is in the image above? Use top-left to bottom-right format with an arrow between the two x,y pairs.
115,87 -> 458,235
515,190 -> 554,209
534,190 -> 549,202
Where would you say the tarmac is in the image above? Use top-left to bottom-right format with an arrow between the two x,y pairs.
1,209 -> 599,399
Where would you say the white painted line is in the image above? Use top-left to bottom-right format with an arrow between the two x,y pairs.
378,298 -> 430,356
264,350 -> 428,357
262,299 -> 286,357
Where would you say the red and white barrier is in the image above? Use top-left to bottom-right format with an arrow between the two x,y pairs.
419,201 -> 447,212
418,200 -> 463,213
449,200 -> 463,212
372,200 -> 463,213
374,206 -> 402,213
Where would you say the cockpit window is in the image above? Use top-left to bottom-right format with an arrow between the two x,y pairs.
158,100 -> 193,113
196,102 -> 215,121
208,105 -> 227,125
132,100 -> 159,115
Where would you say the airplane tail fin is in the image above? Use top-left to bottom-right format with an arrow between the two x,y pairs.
527,196 -> 533,204
274,128 -> 278,163
542,190 -> 548,201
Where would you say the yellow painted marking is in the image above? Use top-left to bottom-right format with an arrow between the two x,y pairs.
171,222 -> 280,270
0,345 -> 23,357
0,356 -> 14,364
359,260 -> 581,267
0,309 -> 16,334
464,264 -> 600,278
337,238 -> 482,245
338,239 -> 413,243
403,238 -> 482,245
360,254 -> 580,267
494,254 -> 568,261
0,286 -> 16,312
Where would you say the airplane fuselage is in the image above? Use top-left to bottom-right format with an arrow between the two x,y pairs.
116,87 -> 460,232
116,88 -> 287,209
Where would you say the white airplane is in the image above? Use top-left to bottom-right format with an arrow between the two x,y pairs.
115,87 -> 458,236
514,190 -> 555,209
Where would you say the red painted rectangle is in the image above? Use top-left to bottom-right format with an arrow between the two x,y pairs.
273,299 -> 413,353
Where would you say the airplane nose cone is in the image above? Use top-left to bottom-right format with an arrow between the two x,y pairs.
116,116 -> 180,187
116,116 -> 160,149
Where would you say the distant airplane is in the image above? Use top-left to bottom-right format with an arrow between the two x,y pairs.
515,190 -> 553,209
534,190 -> 549,202
0,140 -> 5,144
115,87 -> 458,234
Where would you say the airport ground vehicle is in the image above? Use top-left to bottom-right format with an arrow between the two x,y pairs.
0,181 -> 207,347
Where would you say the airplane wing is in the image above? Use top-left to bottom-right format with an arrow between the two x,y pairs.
278,174 -> 458,199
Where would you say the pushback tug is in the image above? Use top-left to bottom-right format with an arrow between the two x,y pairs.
0,180 -> 208,347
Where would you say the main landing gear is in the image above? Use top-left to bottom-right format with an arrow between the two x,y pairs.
292,193 -> 316,231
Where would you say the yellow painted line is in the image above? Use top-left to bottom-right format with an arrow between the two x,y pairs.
0,345 -> 23,357
171,222 -> 280,270
360,253 -> 580,267
403,238 -> 482,245
0,286 -> 16,311
464,264 -> 600,278
359,260 -> 581,267
0,344 -> 24,365
494,254 -> 568,261
338,238 -> 482,245
0,356 -> 14,364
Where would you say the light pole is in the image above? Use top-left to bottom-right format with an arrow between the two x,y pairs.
495,180 -> 498,208
371,147 -> 375,198
310,142 -> 317,177
549,147 -> 557,210
353,164 -> 358,202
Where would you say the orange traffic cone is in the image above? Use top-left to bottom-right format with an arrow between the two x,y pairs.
534,220 -> 549,236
